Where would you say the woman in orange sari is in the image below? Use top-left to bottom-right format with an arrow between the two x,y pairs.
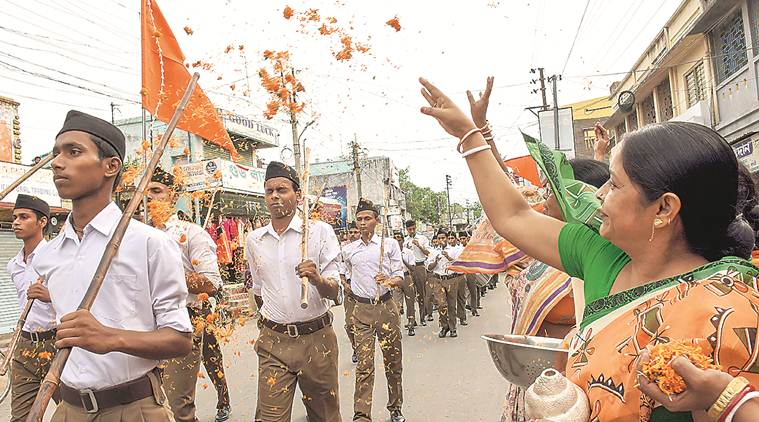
419,77 -> 759,421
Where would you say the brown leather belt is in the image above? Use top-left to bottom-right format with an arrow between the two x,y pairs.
21,328 -> 56,342
350,291 -> 393,305
60,368 -> 160,413
433,274 -> 458,280
261,312 -> 332,337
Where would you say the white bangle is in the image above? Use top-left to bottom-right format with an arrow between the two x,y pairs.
457,128 -> 482,153
461,144 -> 491,158
726,391 -> 759,422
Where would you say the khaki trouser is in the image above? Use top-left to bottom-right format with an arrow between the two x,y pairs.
162,308 -> 203,422
431,275 -> 460,331
201,310 -> 230,409
392,275 -> 417,325
255,324 -> 341,422
352,299 -> 403,421
456,274 -> 467,321
10,335 -> 57,422
344,293 -> 357,351
51,395 -> 174,421
466,274 -> 480,311
409,265 -> 430,319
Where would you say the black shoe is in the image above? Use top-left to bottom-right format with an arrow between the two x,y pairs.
472,310 -> 480,317
477,305 -> 483,309
352,353 -> 358,364
450,330 -> 458,338
438,327 -> 450,338
460,319 -> 468,326
408,326 -> 415,336
427,315 -> 434,322
390,409 -> 406,422
465,304 -> 471,310
420,319 -> 427,326
215,406 -> 231,422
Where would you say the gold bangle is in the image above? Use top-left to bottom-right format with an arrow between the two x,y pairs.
707,376 -> 750,421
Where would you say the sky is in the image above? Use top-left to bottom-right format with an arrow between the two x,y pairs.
0,0 -> 682,203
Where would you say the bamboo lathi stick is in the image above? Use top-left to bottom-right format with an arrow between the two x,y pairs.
299,148 -> 312,309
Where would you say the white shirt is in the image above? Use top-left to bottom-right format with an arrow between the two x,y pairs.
32,202 -> 192,390
403,233 -> 430,263
6,239 -> 56,332
426,244 -> 463,276
401,247 -> 415,271
163,214 -> 223,307
342,235 -> 404,299
246,215 -> 342,324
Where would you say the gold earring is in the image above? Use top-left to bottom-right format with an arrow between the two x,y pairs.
649,218 -> 662,242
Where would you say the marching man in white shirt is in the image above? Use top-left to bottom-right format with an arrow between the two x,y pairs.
343,198 -> 406,422
7,194 -> 57,422
246,161 -> 343,422
145,167 -> 225,422
426,230 -> 463,339
33,110 -> 192,421
403,219 -> 432,326
393,230 -> 417,337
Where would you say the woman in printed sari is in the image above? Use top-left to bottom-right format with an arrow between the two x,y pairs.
505,158 -> 609,422
418,77 -> 759,421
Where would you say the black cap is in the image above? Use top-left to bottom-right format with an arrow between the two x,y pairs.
57,110 -> 126,160
404,219 -> 416,228
348,221 -> 357,229
356,198 -> 378,216
436,228 -> 448,237
265,161 -> 299,189
151,167 -> 175,187
14,194 -> 50,218
393,230 -> 403,237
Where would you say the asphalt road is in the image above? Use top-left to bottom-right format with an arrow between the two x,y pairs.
0,284 -> 512,422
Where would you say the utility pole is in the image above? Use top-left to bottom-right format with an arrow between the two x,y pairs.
550,74 -> 562,150
465,199 -> 470,225
351,137 -> 363,199
530,68 -> 549,111
445,174 -> 452,229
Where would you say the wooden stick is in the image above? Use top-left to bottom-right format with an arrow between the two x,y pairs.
299,148 -> 312,309
0,277 -> 42,376
25,73 -> 201,422
375,180 -> 390,302
201,188 -> 221,230
0,155 -> 54,202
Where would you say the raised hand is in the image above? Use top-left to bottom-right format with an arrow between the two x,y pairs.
467,76 -> 494,128
419,78 -> 477,139
593,122 -> 610,160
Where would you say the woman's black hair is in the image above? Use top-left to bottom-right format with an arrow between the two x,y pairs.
569,158 -> 610,188
621,121 -> 750,260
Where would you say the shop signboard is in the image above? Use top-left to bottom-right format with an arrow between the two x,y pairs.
322,185 -> 347,228
0,162 -> 62,207
732,135 -> 759,173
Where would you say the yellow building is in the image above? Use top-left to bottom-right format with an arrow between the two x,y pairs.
563,96 -> 613,159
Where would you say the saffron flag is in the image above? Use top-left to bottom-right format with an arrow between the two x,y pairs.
141,0 -> 238,159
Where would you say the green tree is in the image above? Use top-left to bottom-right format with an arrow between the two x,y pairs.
400,168 -> 482,227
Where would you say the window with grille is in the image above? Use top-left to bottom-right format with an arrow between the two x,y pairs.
685,62 -> 707,108
628,111 -> 639,131
656,79 -> 674,121
642,94 -> 656,125
712,10 -> 749,84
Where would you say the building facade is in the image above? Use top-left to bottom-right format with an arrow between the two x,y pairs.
603,0 -> 759,172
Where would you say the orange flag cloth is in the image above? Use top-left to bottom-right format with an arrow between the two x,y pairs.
141,0 -> 238,159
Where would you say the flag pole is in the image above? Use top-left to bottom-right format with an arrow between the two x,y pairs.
25,73 -> 201,422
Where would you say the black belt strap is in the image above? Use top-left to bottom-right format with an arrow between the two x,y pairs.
60,368 -> 159,413
350,291 -> 393,305
261,312 -> 332,337
21,328 -> 56,342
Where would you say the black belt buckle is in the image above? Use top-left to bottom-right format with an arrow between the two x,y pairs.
286,324 -> 299,338
80,388 -> 99,413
